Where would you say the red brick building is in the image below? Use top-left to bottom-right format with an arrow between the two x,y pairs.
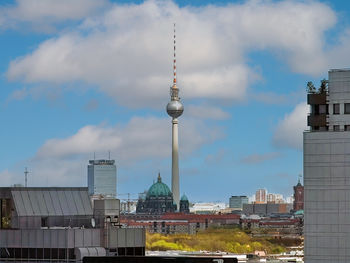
293,179 -> 304,211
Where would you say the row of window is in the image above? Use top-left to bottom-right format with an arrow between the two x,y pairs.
313,125 -> 350,131
313,103 -> 350,115
330,103 -> 350,114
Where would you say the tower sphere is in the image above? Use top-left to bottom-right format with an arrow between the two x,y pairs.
167,100 -> 184,118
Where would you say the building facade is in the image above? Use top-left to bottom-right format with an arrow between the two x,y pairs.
242,203 -> 293,216
179,194 -> 190,213
304,69 -> 350,263
88,160 -> 117,198
229,196 -> 249,210
136,174 -> 176,214
255,189 -> 267,204
293,179 -> 304,211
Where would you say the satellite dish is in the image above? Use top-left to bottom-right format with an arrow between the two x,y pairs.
91,218 -> 96,228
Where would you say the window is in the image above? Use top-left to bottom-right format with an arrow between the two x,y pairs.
334,125 -> 340,131
41,217 -> 48,227
333,104 -> 340,114
345,125 -> 350,131
319,104 -> 328,114
345,103 -> 350,114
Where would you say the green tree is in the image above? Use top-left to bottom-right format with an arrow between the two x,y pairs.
306,81 -> 316,93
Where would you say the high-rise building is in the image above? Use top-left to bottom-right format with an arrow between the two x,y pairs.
255,189 -> 267,204
267,193 -> 284,204
229,196 -> 249,210
304,69 -> 350,263
293,179 -> 304,211
88,159 -> 117,198
166,24 -> 184,210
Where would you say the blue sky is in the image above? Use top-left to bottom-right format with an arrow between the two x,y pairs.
1,0 -> 350,202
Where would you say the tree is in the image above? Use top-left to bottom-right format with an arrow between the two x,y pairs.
306,81 -> 316,93
319,79 -> 328,94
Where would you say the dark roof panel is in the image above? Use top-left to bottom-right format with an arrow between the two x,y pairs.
11,188 -> 92,217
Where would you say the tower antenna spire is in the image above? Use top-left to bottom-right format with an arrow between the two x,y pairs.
173,23 -> 176,86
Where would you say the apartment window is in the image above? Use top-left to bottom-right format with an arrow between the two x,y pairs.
345,103 -> 350,114
334,125 -> 340,131
319,104 -> 328,114
333,104 -> 340,114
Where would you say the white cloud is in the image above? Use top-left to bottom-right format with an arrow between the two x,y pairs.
186,104 -> 230,120
0,115 -> 222,187
6,0 -> 340,108
36,116 -> 222,163
0,0 -> 109,31
273,102 -> 308,150
240,152 -> 282,164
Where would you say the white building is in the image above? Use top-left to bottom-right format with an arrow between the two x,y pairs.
190,202 -> 227,214
88,159 -> 117,198
304,69 -> 350,263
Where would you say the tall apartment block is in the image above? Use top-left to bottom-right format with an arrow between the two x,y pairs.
229,196 -> 249,210
88,159 -> 117,198
255,189 -> 267,204
304,69 -> 350,262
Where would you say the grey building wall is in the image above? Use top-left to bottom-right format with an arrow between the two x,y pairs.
304,69 -> 350,263
0,229 -> 101,248
304,131 -> 350,262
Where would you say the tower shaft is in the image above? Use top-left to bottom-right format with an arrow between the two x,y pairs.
166,23 -> 183,212
171,118 -> 180,210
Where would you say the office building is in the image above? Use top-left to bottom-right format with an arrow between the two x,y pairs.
88,159 -> 116,198
304,69 -> 350,262
229,196 -> 249,210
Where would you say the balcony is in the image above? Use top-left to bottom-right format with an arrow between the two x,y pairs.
307,93 -> 327,105
307,114 -> 327,127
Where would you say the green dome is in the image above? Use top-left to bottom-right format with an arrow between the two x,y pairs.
181,194 -> 188,201
147,174 -> 172,198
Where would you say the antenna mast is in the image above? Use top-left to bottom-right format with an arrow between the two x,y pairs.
171,23 -> 179,101
24,167 -> 29,187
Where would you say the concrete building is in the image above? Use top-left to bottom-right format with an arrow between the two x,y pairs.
0,187 -> 145,261
88,159 -> 117,198
229,196 -> 248,210
304,69 -> 350,262
255,189 -> 267,204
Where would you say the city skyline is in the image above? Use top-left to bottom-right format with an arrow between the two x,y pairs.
0,0 -> 350,202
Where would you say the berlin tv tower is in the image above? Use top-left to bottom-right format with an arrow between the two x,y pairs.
166,23 -> 184,211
